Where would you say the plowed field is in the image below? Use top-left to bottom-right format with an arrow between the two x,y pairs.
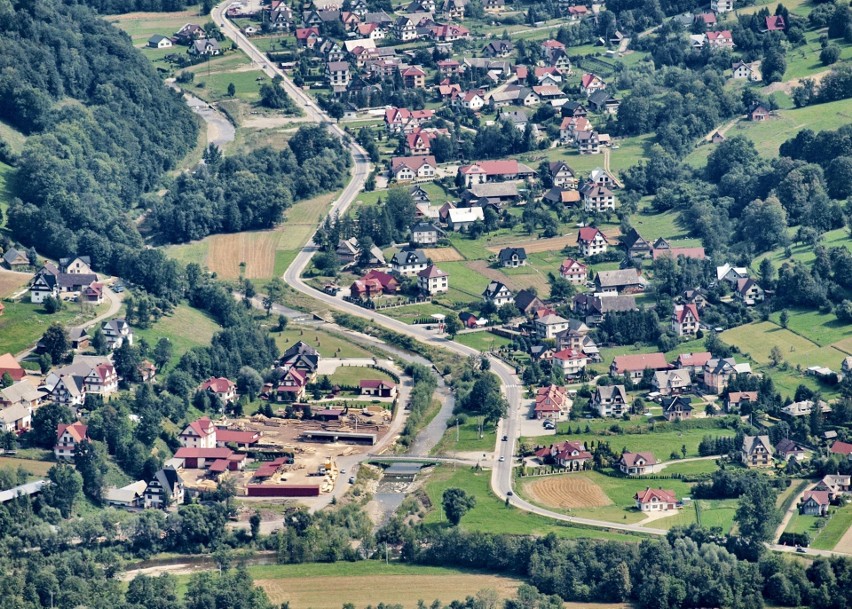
524,475 -> 613,509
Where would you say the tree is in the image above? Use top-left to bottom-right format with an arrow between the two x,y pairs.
250,510 -> 262,540
444,315 -> 462,338
761,46 -> 787,84
769,345 -> 783,366
263,278 -> 285,316
0,372 -> 12,388
357,234 -> 376,268
91,326 -> 108,355
30,402 -> 74,448
44,464 -> 82,518
820,44 -> 841,66
237,366 -> 263,401
227,82 -> 236,97
126,574 -> 181,609
153,337 -> 173,370
74,439 -> 109,503
43,295 -> 63,313
442,487 -> 476,525
734,476 -> 780,542
277,314 -> 288,332
40,322 -> 69,365
779,309 -> 789,328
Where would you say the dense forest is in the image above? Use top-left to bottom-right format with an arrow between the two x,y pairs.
66,0 -> 194,13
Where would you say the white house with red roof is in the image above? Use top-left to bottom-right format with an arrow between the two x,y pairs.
180,417 -> 217,449
457,160 -> 535,187
275,367 -> 308,401
418,264 -> 449,294
674,351 -> 712,374
391,155 -> 437,182
671,304 -> 700,336
552,441 -> 591,469
830,441 -> 852,460
580,72 -> 606,97
559,258 -> 587,284
55,421 -> 88,460
576,227 -> 608,257
384,107 -> 434,133
199,377 -> 237,404
706,30 -> 734,49
635,487 -> 678,512
611,352 -> 671,380
619,451 -> 657,475
800,490 -> 830,516
360,379 -> 397,398
552,348 -> 588,377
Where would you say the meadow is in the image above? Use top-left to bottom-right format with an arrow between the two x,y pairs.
328,365 -> 395,386
274,325 -> 374,359
133,305 -> 222,370
0,300 -> 107,356
784,504 -> 852,551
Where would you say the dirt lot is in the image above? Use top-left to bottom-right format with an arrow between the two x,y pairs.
835,524 -> 852,556
423,247 -> 464,262
205,231 -> 280,279
523,475 -> 613,509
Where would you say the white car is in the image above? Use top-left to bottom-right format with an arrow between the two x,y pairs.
498,456 -> 505,462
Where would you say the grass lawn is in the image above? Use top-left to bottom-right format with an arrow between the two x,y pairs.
328,365 -> 395,386
422,466 -> 644,541
107,7 -> 206,46
380,302 -> 457,323
0,301 -> 107,356
432,419 -> 499,454
440,261 -> 493,299
653,499 -> 739,533
782,28 -> 852,81
175,562 -> 527,609
274,326 -> 373,359
659,459 -> 721,476
133,304 -> 221,371
752,228 -> 851,273
0,456 -> 53,477
768,308 -> 852,347
0,161 -> 15,221
781,504 -> 852,550
628,209 -> 691,241
453,331 -> 514,352
529,425 -> 737,461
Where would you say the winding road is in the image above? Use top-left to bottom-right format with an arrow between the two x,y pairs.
212,5 -> 852,553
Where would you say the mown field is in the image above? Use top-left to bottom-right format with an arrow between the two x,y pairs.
107,8 -> 205,46
422,466 -> 644,541
133,304 -> 221,370
328,365 -> 395,386
784,503 -> 852,551
452,331 -> 514,352
752,228 -> 852,272
0,300 -> 107,356
274,325 -> 374,359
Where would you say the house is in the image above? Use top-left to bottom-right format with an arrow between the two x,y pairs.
534,385 -> 571,420
814,474 -> 851,499
573,293 -> 637,325
732,61 -> 759,81
326,61 -> 351,90
635,488 -> 677,512
483,0 -> 505,11
55,422 -> 88,460
483,40 -> 513,57
549,440 -> 591,469
776,438 -> 806,462
410,222 -> 442,246
105,481 -> 148,509
671,304 -> 700,336
148,35 -> 173,49
83,283 -> 104,304
199,377 -> 237,404
0,403 -> 31,434
0,353 -> 25,383
543,186 -> 581,207
463,182 -> 520,206
390,249 -> 428,276
442,0 -> 468,19
726,391 -> 758,413
101,318 -> 133,350
575,130 -> 600,154
711,0 -> 734,12
391,155 -> 436,181
552,349 -> 588,377
706,30 -> 734,49
437,59 -> 461,76
681,289 -> 708,310
695,11 -> 716,26
457,160 -> 536,187
830,441 -> 852,460
716,263 -> 749,286
394,16 -> 417,40
566,4 -> 590,21
447,207 -> 484,231
418,265 -> 449,295
661,396 -> 693,421
841,355 -> 852,377
138,360 -> 157,382
498,247 -> 527,268
704,358 -> 751,394
595,269 -> 646,294
541,39 -> 565,62
559,116 -> 592,144
180,416 -> 217,449
782,399 -> 831,418
144,467 -> 185,509
42,358 -> 118,405
188,38 -> 221,56
351,270 -> 399,298
749,103 -> 770,121
673,352 -> 712,375
0,381 -> 44,411
534,314 -> 571,339
360,380 -> 397,398
175,23 -> 205,43
548,161 -> 577,188
622,228 -> 653,259
61,255 -> 94,274
384,107 -> 434,133
800,491 -> 830,516
174,447 -> 244,470
735,278 -> 764,305
741,435 -> 773,468
2,247 -> 29,270
619,451 -> 657,475
653,370 -> 693,396
559,258 -> 587,284
581,183 -> 615,212
580,72 -> 606,97
406,128 -> 446,155
576,227 -> 608,257
588,90 -> 620,115
513,290 -> 545,317
337,237 -> 385,267
273,367 -> 308,402
29,271 -> 58,304
499,108 -> 529,130
611,353 -> 671,381
216,428 -> 261,449
592,384 -> 628,417
482,281 -> 514,307
401,65 -> 427,88
765,15 -> 785,31
295,27 -> 321,48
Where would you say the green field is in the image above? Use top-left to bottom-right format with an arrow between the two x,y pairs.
275,325 -> 374,359
328,365 -> 395,387
379,302 -> 457,323
190,65 -> 272,103
0,301 -> 107,356
452,331 -> 514,352
133,304 -> 222,370
653,499 -> 739,533
784,503 -> 852,550
0,161 -> 14,223
108,7 -> 207,46
659,458 -> 721,476
422,466 -> 643,541
752,228 -> 851,273
0,456 -> 53,477
530,425 -> 737,461
432,419 -> 499,454
782,27 -> 852,81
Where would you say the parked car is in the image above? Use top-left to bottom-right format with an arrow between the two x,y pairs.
348,477 -> 355,484
502,435 -> 508,441
498,456 -> 505,462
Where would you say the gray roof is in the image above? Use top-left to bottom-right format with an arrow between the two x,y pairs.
411,222 -> 440,233
469,182 -> 519,199
3,248 -> 24,264
595,384 -> 626,402
0,382 -> 44,406
0,480 -> 47,504
742,435 -> 772,455
191,38 -> 220,53
391,249 -> 427,266
483,280 -> 511,298
595,269 -> 647,289
498,247 -> 527,263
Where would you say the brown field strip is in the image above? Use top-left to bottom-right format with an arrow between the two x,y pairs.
256,574 -> 522,609
423,247 -> 464,262
205,231 -> 279,279
0,270 -> 30,298
524,475 -> 613,509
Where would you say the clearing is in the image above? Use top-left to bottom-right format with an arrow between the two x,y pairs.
0,269 -> 29,298
273,325 -> 374,359
133,305 -> 221,370
327,365 -> 394,387
205,231 -> 280,279
0,456 -> 53,477
523,475 -> 612,509
423,247 -> 465,262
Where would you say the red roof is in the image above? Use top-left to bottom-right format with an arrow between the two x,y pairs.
542,39 -> 565,49
0,353 -> 25,382
728,391 -> 758,404
577,227 -> 606,243
393,155 -> 436,172
612,352 -> 670,374
635,488 -> 676,504
183,416 -> 215,438
296,27 -> 320,39
803,490 -> 830,506
460,160 -> 522,176
535,385 -> 568,412
621,451 -> 657,466
402,66 -> 426,77
553,349 -> 585,361
360,379 -> 395,389
676,352 -> 712,368
200,377 -> 235,394
674,304 -> 700,324
363,269 -> 398,289
216,429 -> 260,445
830,441 -> 852,456
706,30 -> 732,42
514,65 -> 529,79
765,15 -> 785,31
652,247 -> 706,260
580,73 -> 602,88
418,264 -> 447,279
560,258 -> 586,272
56,421 -> 88,442
175,447 -> 234,459
255,457 -> 288,478
209,459 -> 229,473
